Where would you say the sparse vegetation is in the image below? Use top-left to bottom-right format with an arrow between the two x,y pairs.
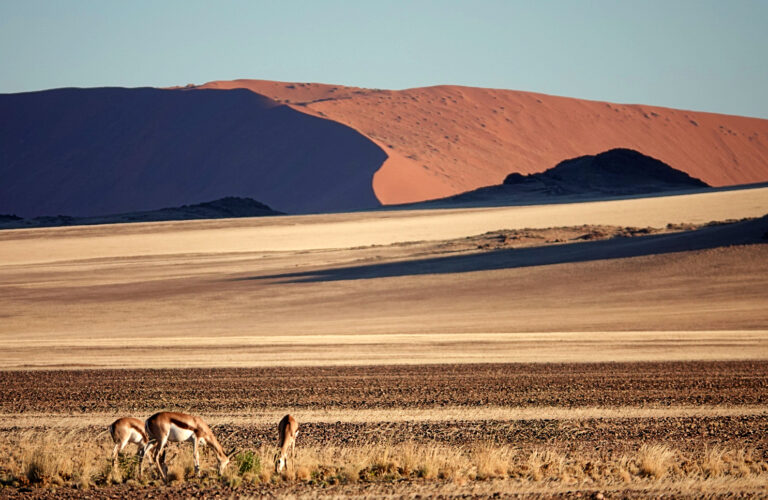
234,449 -> 260,475
1,429 -> 766,494
638,443 -> 676,479
0,363 -> 766,497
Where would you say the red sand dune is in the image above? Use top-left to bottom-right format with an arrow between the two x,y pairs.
200,79 -> 768,205
4,80 -> 767,219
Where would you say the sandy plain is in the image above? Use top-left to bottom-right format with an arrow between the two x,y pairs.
1,186 -> 768,370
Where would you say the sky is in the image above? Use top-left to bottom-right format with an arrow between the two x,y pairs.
1,0 -> 767,118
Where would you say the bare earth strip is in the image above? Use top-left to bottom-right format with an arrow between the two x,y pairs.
3,406 -> 767,430
2,361 -> 764,413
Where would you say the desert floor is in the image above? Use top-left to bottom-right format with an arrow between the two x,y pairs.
1,362 -> 767,498
1,187 -> 767,497
1,186 -> 767,369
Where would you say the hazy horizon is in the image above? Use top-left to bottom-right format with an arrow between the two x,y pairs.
1,1 -> 767,119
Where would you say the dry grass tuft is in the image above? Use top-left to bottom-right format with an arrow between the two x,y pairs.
296,465 -> 312,481
22,448 -> 62,485
221,467 -> 242,488
165,465 -> 185,484
615,454 -> 633,483
472,442 -> 510,479
638,444 -> 676,479
701,446 -> 726,478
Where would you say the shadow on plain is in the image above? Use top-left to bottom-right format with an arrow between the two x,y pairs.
234,215 -> 768,284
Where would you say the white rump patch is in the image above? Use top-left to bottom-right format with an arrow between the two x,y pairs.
127,429 -> 144,444
168,424 -> 195,442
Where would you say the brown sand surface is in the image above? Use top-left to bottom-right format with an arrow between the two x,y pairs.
200,79 -> 768,204
2,362 -> 765,414
1,189 -> 766,370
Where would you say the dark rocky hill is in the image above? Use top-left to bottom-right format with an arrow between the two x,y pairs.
404,148 -> 713,209
0,197 -> 282,230
503,148 -> 708,196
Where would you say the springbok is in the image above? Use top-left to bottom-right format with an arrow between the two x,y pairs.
144,411 -> 234,481
108,417 -> 150,478
275,414 -> 299,474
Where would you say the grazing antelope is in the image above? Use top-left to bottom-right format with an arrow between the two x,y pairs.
108,417 -> 150,478
144,411 -> 234,481
275,414 -> 299,474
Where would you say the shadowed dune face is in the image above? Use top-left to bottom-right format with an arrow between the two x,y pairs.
0,87 -> 385,217
201,80 -> 768,204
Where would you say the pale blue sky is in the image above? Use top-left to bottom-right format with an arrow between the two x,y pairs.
1,1 -> 767,118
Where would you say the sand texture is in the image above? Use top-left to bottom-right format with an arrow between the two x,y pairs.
1,187 -> 766,369
201,79 -> 768,204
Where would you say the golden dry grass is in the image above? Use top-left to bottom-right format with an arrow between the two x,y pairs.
637,443 -> 677,479
2,428 -> 766,492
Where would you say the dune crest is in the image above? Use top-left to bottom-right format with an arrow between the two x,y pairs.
200,79 -> 768,205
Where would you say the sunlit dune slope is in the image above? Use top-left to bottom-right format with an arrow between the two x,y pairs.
0,87 -> 384,217
201,79 -> 768,204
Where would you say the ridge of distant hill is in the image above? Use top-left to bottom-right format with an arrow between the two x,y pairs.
503,148 -> 708,194
0,196 -> 282,230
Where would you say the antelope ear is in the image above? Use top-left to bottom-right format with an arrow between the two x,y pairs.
226,447 -> 237,458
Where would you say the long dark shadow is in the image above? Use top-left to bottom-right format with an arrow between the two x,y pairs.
238,216 -> 767,284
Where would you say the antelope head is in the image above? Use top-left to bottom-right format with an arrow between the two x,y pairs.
218,447 -> 237,475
